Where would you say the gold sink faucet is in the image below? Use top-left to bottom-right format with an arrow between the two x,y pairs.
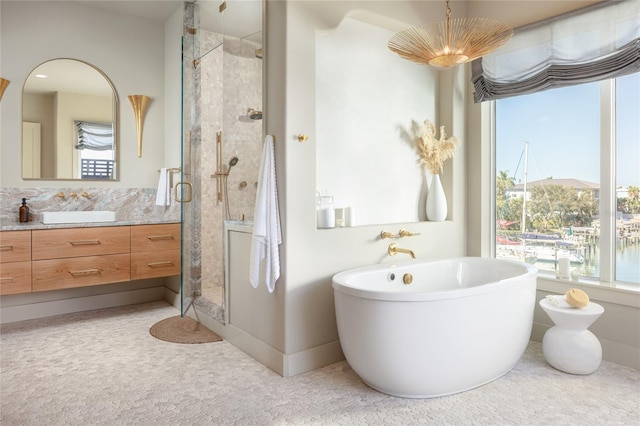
388,243 -> 416,259
69,192 -> 79,201
54,191 -> 65,200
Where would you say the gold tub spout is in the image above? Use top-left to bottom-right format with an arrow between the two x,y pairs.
388,243 -> 415,259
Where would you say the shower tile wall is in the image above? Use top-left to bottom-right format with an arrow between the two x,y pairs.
199,29 -> 262,312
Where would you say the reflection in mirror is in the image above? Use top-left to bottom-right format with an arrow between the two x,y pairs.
22,59 -> 117,180
316,15 -> 437,227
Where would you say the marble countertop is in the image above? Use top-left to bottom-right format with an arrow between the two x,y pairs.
1,218 -> 180,232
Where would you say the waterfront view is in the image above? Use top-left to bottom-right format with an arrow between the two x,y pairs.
495,73 -> 639,285
497,222 -> 640,284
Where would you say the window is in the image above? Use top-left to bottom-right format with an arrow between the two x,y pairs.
74,121 -> 115,179
495,73 -> 639,285
616,73 -> 640,283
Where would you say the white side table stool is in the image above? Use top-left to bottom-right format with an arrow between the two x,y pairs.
539,299 -> 604,375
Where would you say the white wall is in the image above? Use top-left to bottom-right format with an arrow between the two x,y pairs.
164,5 -> 183,165
1,1 -> 166,188
315,16 -> 437,226
261,1 -> 468,376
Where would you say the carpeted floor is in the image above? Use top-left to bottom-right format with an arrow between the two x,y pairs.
1,301 -> 638,425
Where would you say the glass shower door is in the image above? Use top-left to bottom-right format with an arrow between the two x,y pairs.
179,1 -> 262,320
180,1 -> 225,319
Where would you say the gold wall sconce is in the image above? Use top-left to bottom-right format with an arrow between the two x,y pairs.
0,78 -> 10,102
128,94 -> 151,157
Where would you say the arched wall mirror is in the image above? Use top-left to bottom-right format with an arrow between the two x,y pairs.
22,59 -> 118,180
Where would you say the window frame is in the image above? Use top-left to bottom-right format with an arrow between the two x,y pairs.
491,77 -> 637,291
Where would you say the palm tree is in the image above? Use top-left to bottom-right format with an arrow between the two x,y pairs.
628,186 -> 640,214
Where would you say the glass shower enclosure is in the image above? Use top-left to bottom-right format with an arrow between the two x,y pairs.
179,1 -> 263,320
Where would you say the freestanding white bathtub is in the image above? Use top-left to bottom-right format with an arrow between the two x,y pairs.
332,257 -> 537,398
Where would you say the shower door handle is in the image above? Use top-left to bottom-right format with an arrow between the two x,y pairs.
174,182 -> 193,203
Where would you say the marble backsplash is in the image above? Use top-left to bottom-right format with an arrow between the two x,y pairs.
0,187 -> 180,227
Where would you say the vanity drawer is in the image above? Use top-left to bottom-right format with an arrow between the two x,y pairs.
32,226 -> 130,260
0,231 -> 32,263
32,253 -> 131,292
0,261 -> 32,295
131,249 -> 181,280
131,223 -> 180,252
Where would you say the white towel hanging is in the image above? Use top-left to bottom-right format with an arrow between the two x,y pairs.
250,135 -> 282,292
155,168 -> 171,206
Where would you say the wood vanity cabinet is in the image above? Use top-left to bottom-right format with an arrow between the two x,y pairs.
0,223 -> 180,295
130,223 -> 181,280
0,231 -> 32,295
32,226 -> 131,292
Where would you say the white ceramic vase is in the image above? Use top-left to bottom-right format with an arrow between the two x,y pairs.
426,174 -> 447,221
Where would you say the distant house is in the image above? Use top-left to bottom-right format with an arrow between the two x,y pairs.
507,178 -> 600,200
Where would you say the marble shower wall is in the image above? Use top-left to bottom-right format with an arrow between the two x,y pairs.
198,29 -> 262,315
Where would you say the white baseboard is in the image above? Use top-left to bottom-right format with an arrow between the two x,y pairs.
164,287 -> 180,310
188,303 -> 345,377
284,340 -> 345,377
0,287 -> 165,324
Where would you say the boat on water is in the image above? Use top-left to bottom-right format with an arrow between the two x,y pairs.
497,233 -> 585,265
496,244 -> 538,264
532,245 -> 585,264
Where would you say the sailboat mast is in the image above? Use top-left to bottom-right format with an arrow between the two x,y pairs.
521,142 -> 529,235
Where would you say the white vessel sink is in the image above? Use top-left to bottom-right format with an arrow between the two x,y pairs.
41,210 -> 117,224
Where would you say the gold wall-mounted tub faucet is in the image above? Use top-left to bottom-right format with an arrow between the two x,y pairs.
388,243 -> 416,259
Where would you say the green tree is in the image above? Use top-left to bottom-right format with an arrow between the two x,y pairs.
528,184 -> 597,232
628,186 -> 640,214
496,170 -> 514,204
496,171 -> 526,232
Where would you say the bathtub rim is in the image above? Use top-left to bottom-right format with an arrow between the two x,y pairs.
332,256 -> 538,302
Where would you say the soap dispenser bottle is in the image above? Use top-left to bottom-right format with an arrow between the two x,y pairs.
19,198 -> 29,222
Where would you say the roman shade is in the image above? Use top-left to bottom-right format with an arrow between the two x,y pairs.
472,0 -> 640,103
75,120 -> 113,151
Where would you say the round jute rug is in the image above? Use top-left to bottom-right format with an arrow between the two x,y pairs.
149,316 -> 222,344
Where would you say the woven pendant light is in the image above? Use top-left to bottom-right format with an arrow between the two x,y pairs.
388,0 -> 513,69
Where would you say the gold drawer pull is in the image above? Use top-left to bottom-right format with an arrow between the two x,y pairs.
1,245 -> 14,251
147,261 -> 174,268
69,268 -> 102,277
0,277 -> 15,282
70,240 -> 102,246
147,235 -> 174,241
